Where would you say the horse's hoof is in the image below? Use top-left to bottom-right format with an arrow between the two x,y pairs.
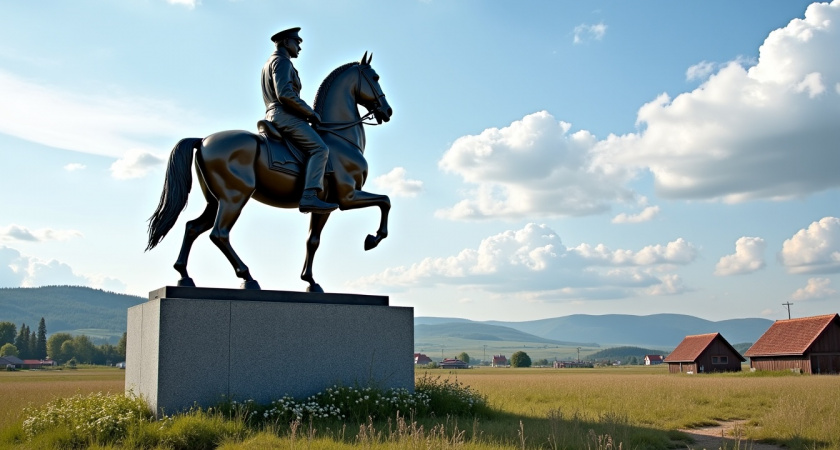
364,234 -> 378,251
177,277 -> 196,287
241,280 -> 261,290
307,283 -> 324,293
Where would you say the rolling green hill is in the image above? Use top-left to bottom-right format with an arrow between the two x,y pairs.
0,286 -> 144,342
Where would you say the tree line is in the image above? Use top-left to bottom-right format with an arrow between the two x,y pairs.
0,319 -> 126,365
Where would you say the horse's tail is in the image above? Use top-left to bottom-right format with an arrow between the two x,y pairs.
145,137 -> 202,251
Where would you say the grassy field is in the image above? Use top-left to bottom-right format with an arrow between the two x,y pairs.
453,366 -> 840,448
1,365 -> 839,449
0,367 -> 124,431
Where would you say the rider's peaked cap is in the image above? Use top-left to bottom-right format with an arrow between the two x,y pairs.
271,27 -> 302,43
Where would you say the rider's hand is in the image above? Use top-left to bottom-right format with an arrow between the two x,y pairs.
308,112 -> 322,126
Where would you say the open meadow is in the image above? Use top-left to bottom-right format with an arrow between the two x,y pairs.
1,365 -> 838,449
0,367 -> 125,431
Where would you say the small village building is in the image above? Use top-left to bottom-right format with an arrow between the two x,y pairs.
17,359 -> 56,370
0,355 -> 23,369
414,353 -> 433,365
664,333 -> 744,373
644,355 -> 663,366
553,360 -> 592,368
744,313 -> 840,374
491,355 -> 507,367
439,358 -> 468,369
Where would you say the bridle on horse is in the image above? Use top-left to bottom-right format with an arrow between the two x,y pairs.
314,64 -> 385,133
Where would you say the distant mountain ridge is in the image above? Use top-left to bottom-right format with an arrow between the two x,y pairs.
1,286 -> 774,349
415,322 -> 598,347
417,313 -> 773,348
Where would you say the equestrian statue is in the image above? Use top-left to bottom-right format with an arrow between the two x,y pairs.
145,27 -> 393,292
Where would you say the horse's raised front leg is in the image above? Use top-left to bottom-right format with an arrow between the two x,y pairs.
209,197 -> 260,290
336,189 -> 390,251
173,200 -> 217,287
300,213 -> 331,293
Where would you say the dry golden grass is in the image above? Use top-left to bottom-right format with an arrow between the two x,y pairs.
0,368 -> 124,430
2,365 -> 839,449
435,366 -> 840,448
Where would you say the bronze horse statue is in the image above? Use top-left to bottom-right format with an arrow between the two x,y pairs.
146,53 -> 392,292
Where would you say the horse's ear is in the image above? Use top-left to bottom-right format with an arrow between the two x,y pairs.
368,53 -> 373,64
361,51 -> 368,65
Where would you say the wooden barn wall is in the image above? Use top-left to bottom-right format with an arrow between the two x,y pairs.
696,338 -> 742,372
750,356 -> 811,373
810,321 -> 840,353
667,362 -> 696,373
811,354 -> 840,374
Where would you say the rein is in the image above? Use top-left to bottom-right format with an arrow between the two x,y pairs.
315,110 -> 379,131
314,65 -> 385,132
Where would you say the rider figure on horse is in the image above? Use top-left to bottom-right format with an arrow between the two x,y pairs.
262,27 -> 339,214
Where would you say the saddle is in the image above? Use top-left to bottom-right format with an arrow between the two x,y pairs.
256,120 -> 333,176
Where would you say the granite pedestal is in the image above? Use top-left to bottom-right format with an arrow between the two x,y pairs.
125,287 -> 413,415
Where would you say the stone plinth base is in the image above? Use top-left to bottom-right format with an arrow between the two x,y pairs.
126,287 -> 413,415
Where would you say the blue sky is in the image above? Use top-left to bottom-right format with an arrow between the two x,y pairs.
1,1 -> 839,322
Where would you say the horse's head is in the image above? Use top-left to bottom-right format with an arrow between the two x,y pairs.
357,52 -> 392,124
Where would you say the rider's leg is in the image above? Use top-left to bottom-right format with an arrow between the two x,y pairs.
272,117 -> 338,214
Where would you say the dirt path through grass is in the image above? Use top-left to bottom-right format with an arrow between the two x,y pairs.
680,420 -> 783,450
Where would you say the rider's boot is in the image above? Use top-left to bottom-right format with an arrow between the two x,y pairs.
299,189 -> 338,214
299,146 -> 338,214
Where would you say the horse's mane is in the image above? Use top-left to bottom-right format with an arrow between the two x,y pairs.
313,62 -> 359,115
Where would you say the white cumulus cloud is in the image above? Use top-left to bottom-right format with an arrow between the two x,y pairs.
612,206 -> 660,224
573,23 -> 607,44
0,245 -> 125,291
791,277 -> 837,300
350,223 -> 695,300
779,217 -> 840,274
686,61 -> 716,81
0,224 -> 83,242
437,111 -> 634,220
372,167 -> 424,197
715,236 -> 766,276
606,1 -> 840,202
110,150 -> 165,179
166,0 -> 199,8
63,163 -> 87,172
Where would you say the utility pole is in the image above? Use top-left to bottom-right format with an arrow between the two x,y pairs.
483,344 -> 487,364
782,302 -> 793,320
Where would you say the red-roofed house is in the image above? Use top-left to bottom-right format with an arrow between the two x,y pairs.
492,355 -> 507,367
664,333 -> 745,373
414,353 -> 433,365
745,313 -> 840,374
644,355 -> 663,366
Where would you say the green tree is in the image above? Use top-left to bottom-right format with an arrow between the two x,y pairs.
0,322 -> 15,346
457,352 -> 470,364
71,335 -> 96,364
535,358 -> 550,366
28,329 -> 37,359
117,332 -> 127,359
1,343 -> 19,357
36,318 -> 47,360
47,333 -> 73,363
14,324 -> 29,359
510,351 -> 532,368
60,340 -> 76,363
